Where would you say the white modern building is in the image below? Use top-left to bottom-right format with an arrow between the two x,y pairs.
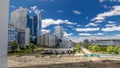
11,7 -> 27,30
37,11 -> 42,45
54,26 -> 64,46
61,38 -> 73,48
54,26 -> 64,39
0,0 -> 9,68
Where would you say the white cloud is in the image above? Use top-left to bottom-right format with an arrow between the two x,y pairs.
64,31 -> 73,37
115,34 -> 120,36
99,0 -> 120,3
91,5 -> 120,23
102,26 -> 120,32
105,23 -> 116,27
103,5 -> 111,9
42,29 -> 50,34
79,33 -> 92,36
67,26 -> 74,28
73,10 -> 81,15
76,27 -> 100,32
42,18 -> 77,28
108,21 -> 116,24
29,6 -> 44,14
30,6 -> 37,10
99,0 -> 105,3
79,32 -> 104,36
28,10 -> 32,13
110,0 -> 120,2
94,33 -> 104,35
85,23 -> 99,27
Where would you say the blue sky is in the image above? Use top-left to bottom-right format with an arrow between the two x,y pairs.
10,0 -> 120,41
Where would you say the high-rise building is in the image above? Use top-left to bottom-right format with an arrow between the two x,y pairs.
37,11 -> 41,36
11,7 -> 27,30
37,11 -> 42,45
27,15 -> 33,36
54,26 -> 64,46
27,15 -> 34,42
33,16 -> 37,36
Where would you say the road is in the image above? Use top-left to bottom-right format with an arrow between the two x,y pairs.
81,46 -> 119,68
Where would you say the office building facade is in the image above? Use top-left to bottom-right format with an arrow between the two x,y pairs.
39,33 -> 56,47
54,26 -> 64,46
8,24 -> 16,43
11,7 -> 27,30
15,28 -> 30,46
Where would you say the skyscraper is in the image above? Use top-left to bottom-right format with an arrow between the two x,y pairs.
37,11 -> 41,36
11,7 -> 27,30
54,26 -> 64,46
36,11 -> 42,45
27,15 -> 33,36
33,16 -> 37,36
11,7 -> 30,46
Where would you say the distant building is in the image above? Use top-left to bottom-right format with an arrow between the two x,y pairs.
39,34 -> 45,47
54,26 -> 64,46
90,39 -> 120,46
61,38 -> 73,48
54,26 -> 64,39
8,24 -> 15,43
11,7 -> 27,30
38,33 -> 57,47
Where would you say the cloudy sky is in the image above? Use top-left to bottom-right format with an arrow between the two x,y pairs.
10,0 -> 120,42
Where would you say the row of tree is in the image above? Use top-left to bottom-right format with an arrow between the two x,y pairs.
84,44 -> 120,54
9,40 -> 43,55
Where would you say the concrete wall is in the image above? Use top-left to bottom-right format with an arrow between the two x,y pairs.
25,28 -> 30,45
0,0 -> 9,68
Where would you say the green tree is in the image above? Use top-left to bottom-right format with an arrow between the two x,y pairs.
91,45 -> 99,52
73,44 -> 81,53
10,40 -> 18,51
29,43 -> 35,49
107,46 -> 113,53
113,46 -> 119,54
